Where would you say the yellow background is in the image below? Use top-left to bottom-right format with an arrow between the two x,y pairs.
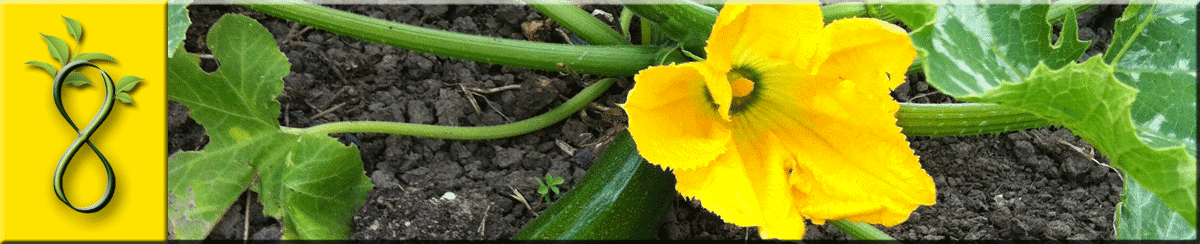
2,2 -> 164,241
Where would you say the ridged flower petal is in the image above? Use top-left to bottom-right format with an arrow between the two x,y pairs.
757,68 -> 935,226
708,2 -> 826,73
623,62 -> 732,171
758,209 -> 807,240
816,18 -> 918,95
673,140 -> 761,225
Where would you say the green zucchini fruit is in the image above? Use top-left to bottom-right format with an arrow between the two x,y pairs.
514,130 -> 675,240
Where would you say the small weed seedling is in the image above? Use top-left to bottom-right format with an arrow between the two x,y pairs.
535,173 -> 565,203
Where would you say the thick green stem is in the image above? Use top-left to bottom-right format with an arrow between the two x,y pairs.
831,219 -> 899,241
1047,0 -> 1098,23
896,103 -> 1052,137
281,79 -> 614,140
624,2 -> 718,55
527,0 -> 630,45
237,0 -> 663,76
825,2 -> 898,23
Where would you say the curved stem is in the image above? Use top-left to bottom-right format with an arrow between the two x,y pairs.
830,219 -> 898,241
896,103 -> 1052,137
282,78 -> 614,140
527,0 -> 630,45
238,0 -> 664,76
824,2 -> 897,23
623,2 -> 718,54
1047,0 -> 1097,24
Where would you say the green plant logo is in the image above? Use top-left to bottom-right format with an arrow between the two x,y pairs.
26,16 -> 142,213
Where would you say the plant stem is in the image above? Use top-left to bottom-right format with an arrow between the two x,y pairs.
896,103 -> 1052,137
623,2 -> 718,55
237,0 -> 664,76
1047,0 -> 1098,24
619,7 -> 634,39
830,219 -> 899,241
825,2 -> 898,23
281,78 -> 614,139
527,0 -> 630,45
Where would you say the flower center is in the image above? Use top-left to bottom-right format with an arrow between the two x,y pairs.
726,66 -> 762,114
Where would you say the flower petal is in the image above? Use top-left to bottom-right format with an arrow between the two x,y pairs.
708,2 -> 826,73
673,140 -> 762,226
623,62 -> 732,171
674,116 -> 802,236
757,210 -> 807,240
816,18 -> 917,95
749,71 -> 935,226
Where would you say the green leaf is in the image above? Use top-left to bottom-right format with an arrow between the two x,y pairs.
116,75 -> 142,93
619,7 -> 633,38
1102,3 -> 1198,228
65,72 -> 91,86
63,16 -> 82,43
550,175 -> 564,185
115,92 -> 134,105
41,33 -> 71,65
908,2 -> 1090,97
167,14 -> 371,240
538,185 -> 549,195
253,134 -> 373,239
967,57 -> 1197,229
1104,4 -> 1195,154
167,0 -> 193,58
1117,177 -> 1196,239
881,2 -> 938,31
72,53 -> 116,62
25,60 -> 57,76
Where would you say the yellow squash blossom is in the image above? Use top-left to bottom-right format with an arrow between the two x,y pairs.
621,3 -> 936,240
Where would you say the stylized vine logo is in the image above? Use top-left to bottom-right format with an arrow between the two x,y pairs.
25,16 -> 142,213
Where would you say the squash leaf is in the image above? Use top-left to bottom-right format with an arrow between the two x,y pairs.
167,0 -> 193,58
908,2 -> 1090,97
166,14 -> 371,240
1116,177 -> 1196,239
907,0 -> 1196,233
968,57 -> 1196,231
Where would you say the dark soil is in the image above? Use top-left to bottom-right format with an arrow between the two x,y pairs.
169,3 -> 1128,241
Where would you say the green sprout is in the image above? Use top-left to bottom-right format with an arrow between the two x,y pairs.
535,173 -> 566,203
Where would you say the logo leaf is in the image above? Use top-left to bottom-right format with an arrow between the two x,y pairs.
115,92 -> 134,105
25,60 -> 57,76
73,52 -> 116,62
63,15 -> 83,43
116,75 -> 142,93
41,33 -> 71,65
65,72 -> 91,86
